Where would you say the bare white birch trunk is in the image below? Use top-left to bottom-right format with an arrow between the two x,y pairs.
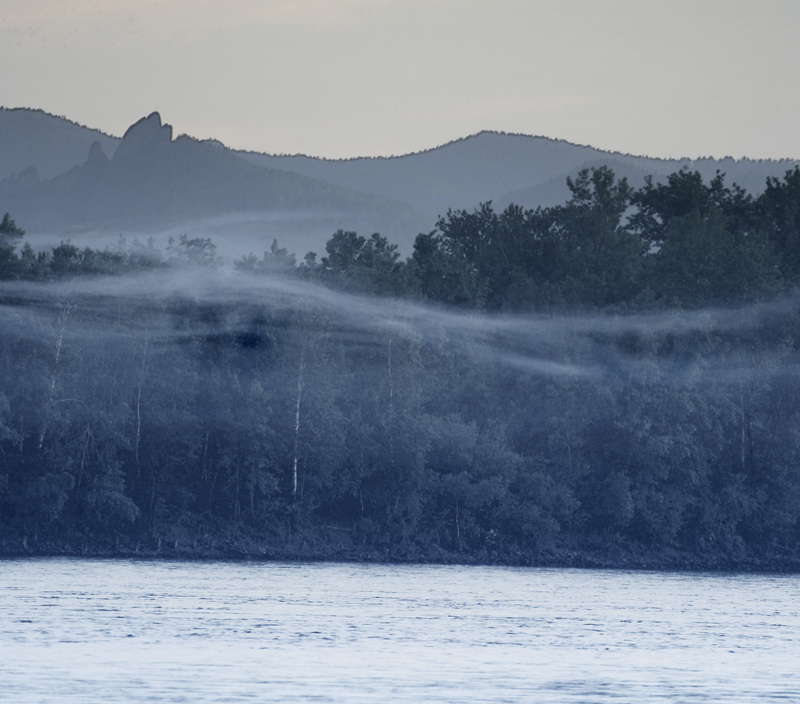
737,312 -> 747,472
292,346 -> 306,498
77,423 -> 91,488
38,302 -> 73,450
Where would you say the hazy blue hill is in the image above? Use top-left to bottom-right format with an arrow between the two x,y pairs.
240,131 -> 800,218
0,107 -> 119,180
496,156 -> 675,210
2,108 -> 799,255
498,154 -> 800,211
239,132 -> 598,218
0,112 -> 427,254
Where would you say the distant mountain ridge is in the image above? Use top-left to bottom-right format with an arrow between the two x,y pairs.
1,108 -> 799,255
239,131 -> 800,219
0,107 -> 119,181
0,111 -> 425,254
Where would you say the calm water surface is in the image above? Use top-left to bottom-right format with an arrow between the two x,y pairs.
1,558 -> 798,702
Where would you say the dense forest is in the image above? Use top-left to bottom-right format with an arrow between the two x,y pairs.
3,165 -> 800,570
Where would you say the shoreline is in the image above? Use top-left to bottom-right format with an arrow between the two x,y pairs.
3,538 -> 799,574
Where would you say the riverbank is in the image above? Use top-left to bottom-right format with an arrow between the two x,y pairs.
3,532 -> 799,573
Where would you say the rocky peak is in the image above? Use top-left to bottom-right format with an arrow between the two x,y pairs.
79,140 -> 111,180
86,140 -> 110,166
114,112 -> 173,162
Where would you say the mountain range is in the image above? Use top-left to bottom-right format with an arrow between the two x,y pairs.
1,106 -> 799,256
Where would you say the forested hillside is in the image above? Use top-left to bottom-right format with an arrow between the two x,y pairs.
2,165 -> 800,570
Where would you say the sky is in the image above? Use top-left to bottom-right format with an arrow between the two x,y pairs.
2,0 -> 799,160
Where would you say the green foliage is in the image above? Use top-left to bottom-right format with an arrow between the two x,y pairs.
315,229 -> 412,296
2,162 -> 800,567
167,234 -> 221,268
235,239 -> 296,274
0,212 -> 25,279
760,166 -> 800,280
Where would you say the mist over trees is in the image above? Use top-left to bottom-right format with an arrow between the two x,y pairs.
3,165 -> 800,569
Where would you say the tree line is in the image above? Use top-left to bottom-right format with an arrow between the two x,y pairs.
2,165 -> 800,568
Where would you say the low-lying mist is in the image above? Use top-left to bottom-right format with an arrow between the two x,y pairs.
2,251 -> 800,567
21,208 -> 422,267
3,264 -> 798,390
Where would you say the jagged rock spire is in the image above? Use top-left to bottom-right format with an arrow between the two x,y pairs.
115,112 -> 173,161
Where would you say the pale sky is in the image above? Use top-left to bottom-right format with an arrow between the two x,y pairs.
2,0 -> 799,159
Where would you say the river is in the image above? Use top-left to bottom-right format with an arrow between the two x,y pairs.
1,558 -> 798,702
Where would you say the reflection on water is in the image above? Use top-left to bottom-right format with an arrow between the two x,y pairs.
1,558 -> 799,702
